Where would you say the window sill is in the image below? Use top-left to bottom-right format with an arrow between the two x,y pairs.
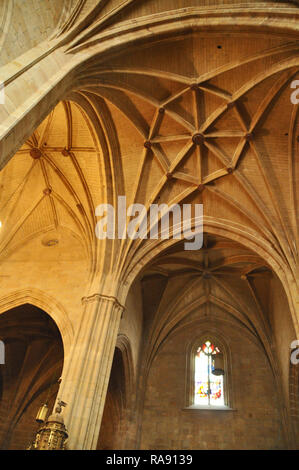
183,405 -> 236,411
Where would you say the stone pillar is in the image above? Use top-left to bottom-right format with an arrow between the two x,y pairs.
55,294 -> 124,450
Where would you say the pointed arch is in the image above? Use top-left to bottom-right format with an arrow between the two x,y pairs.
0,288 -> 74,356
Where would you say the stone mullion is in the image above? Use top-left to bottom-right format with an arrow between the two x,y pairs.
56,294 -> 124,450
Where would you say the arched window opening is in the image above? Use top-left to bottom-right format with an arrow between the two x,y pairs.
186,333 -> 231,410
194,340 -> 224,407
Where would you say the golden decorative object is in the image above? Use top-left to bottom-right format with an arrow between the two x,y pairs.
36,404 -> 48,423
30,413 -> 68,450
29,400 -> 68,450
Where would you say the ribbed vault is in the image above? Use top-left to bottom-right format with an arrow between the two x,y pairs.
1,27 -> 298,323
0,0 -> 76,66
141,234 -> 279,369
0,100 -> 103,278
71,33 -> 298,313
0,0 -> 298,450
136,233 -> 296,448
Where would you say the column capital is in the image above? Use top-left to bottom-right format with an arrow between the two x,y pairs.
81,293 -> 125,313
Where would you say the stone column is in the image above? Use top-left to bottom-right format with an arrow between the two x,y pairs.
56,293 -> 124,450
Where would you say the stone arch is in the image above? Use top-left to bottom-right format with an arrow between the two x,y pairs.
96,342 -> 132,450
3,8 -> 299,166
0,93 -> 121,284
116,334 -> 135,408
0,0 -> 70,67
0,302 -> 64,449
120,219 -> 299,339
0,288 -> 74,357
128,228 -> 296,448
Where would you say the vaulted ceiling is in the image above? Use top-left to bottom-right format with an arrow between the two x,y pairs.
0,0 -> 298,450
78,32 -> 298,293
0,30 -> 298,297
0,101 -> 102,276
0,1 -> 297,338
0,0 -> 75,66
140,234 -> 274,366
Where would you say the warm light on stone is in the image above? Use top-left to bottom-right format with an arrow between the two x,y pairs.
0,0 -> 298,452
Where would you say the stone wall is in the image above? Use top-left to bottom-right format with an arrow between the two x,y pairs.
139,316 -> 286,450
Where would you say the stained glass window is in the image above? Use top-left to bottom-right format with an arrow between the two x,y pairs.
194,340 -> 224,406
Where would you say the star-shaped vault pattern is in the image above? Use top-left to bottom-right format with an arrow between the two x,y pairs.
141,82 -> 250,190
